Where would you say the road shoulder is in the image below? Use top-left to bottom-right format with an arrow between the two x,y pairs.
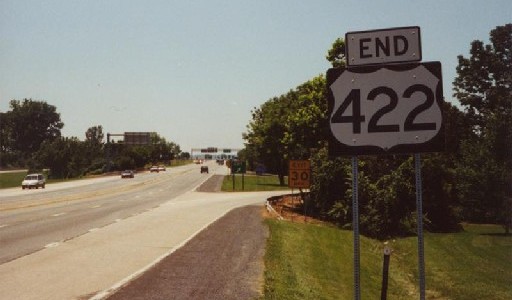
196,174 -> 225,192
106,205 -> 267,300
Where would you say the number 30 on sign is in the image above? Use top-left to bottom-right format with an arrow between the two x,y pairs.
288,160 -> 311,189
327,62 -> 444,156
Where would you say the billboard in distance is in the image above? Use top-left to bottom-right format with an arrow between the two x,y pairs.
124,132 -> 152,145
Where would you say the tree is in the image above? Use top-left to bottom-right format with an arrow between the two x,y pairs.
282,75 -> 328,160
148,133 -> 178,163
2,99 -> 64,165
35,137 -> 86,178
309,148 -> 350,222
85,125 -> 104,145
178,152 -> 191,160
0,112 -> 14,167
326,37 -> 346,68
244,75 -> 331,185
84,125 -> 106,173
244,96 -> 289,185
453,24 -> 512,233
453,24 -> 511,131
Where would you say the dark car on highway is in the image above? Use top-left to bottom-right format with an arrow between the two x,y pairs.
200,166 -> 209,173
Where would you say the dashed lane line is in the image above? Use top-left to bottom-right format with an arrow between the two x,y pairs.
45,242 -> 61,248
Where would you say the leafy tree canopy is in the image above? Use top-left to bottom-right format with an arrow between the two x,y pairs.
2,99 -> 63,165
453,24 -> 512,233
326,37 -> 346,68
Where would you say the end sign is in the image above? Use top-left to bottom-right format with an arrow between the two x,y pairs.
346,26 -> 421,67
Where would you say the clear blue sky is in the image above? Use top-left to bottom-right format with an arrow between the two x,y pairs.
1,0 -> 510,153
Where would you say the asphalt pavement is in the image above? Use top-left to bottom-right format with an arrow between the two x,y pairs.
0,168 -> 283,300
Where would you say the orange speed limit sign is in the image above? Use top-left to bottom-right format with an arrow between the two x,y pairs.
288,160 -> 311,188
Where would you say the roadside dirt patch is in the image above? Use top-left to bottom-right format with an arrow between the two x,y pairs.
265,193 -> 325,225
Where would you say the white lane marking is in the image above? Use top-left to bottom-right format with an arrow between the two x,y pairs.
115,219 -> 122,223
52,213 -> 66,217
45,242 -> 60,248
89,228 -> 100,232
0,224 -> 8,229
90,205 -> 101,209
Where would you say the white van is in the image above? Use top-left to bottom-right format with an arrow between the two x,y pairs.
21,173 -> 46,189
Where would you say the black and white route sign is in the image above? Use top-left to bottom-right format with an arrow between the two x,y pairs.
327,61 -> 444,156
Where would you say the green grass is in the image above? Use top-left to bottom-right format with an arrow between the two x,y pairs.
0,171 -> 28,189
221,174 -> 291,192
262,221 -> 512,300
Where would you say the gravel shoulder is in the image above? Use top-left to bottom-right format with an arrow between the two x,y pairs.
196,174 -> 225,192
106,204 -> 268,300
106,174 -> 268,300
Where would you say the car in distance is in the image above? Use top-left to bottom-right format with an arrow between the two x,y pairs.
150,166 -> 159,173
121,170 -> 135,178
200,166 -> 209,173
22,173 -> 46,189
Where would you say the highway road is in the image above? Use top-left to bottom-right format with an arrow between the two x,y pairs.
0,161 -> 284,299
0,162 -> 215,264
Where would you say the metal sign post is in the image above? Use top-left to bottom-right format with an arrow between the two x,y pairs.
231,160 -> 246,191
381,246 -> 392,300
352,156 -> 361,300
415,153 -> 426,300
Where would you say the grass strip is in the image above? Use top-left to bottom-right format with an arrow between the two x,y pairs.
262,220 -> 512,300
221,174 -> 291,192
0,171 -> 28,189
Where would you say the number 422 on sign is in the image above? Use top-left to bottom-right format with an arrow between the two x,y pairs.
327,62 -> 444,156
